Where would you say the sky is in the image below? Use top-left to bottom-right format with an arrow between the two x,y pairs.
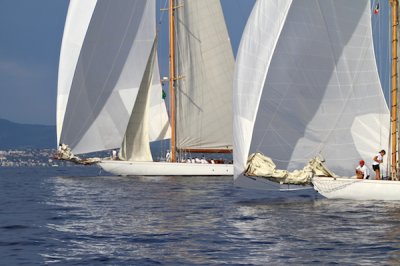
0,1 -> 69,126
0,0 -> 254,126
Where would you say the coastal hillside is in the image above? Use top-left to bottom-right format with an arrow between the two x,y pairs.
0,118 -> 56,149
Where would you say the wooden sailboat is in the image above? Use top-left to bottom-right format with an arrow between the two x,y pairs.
312,0 -> 400,200
57,0 -> 234,176
233,0 -> 400,199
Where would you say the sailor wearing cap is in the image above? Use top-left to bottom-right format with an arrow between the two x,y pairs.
355,160 -> 369,179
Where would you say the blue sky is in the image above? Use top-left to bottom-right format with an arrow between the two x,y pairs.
0,0 -> 254,126
0,1 -> 69,125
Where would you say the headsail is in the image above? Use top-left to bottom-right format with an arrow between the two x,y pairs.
119,35 -> 159,161
57,0 -> 170,154
174,0 -> 234,151
234,0 -> 389,178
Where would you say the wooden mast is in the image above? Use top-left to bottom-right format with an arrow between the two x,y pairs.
169,0 -> 177,162
390,0 -> 399,179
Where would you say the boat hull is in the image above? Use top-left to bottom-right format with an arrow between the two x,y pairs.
98,160 -> 233,176
233,175 -> 318,199
312,177 -> 400,200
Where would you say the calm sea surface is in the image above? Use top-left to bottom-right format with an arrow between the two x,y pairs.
1,166 -> 400,265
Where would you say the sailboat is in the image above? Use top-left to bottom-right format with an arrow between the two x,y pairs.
57,0 -> 234,176
233,0 -> 400,200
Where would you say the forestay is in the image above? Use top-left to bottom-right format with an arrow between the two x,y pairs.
174,0 -> 234,150
233,0 -> 389,178
57,0 -> 170,154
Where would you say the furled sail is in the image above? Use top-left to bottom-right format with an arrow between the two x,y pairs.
119,35 -> 159,161
174,0 -> 234,150
234,0 -> 389,178
57,0 -> 170,154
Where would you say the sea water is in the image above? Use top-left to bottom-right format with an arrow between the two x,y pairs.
1,166 -> 400,265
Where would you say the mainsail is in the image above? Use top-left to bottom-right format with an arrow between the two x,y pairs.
234,0 -> 390,178
57,0 -> 170,155
174,0 -> 234,151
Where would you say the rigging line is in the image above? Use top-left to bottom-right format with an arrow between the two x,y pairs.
375,0 -> 383,149
383,2 -> 391,151
378,1 -> 391,152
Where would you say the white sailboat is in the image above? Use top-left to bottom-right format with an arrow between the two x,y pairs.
57,0 -> 234,176
233,0 -> 400,200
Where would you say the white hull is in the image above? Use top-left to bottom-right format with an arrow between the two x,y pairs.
312,177 -> 400,200
99,160 -> 233,176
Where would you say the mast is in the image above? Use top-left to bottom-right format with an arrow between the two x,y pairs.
390,0 -> 399,180
169,0 -> 177,162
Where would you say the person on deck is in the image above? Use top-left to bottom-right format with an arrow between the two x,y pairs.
372,149 -> 386,180
355,160 -> 369,179
200,155 -> 208,164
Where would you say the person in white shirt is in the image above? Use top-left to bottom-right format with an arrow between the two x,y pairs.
355,160 -> 369,179
372,149 -> 386,180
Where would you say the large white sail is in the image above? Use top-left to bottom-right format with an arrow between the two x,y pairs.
57,0 -> 170,154
234,0 -> 389,178
174,0 -> 234,150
